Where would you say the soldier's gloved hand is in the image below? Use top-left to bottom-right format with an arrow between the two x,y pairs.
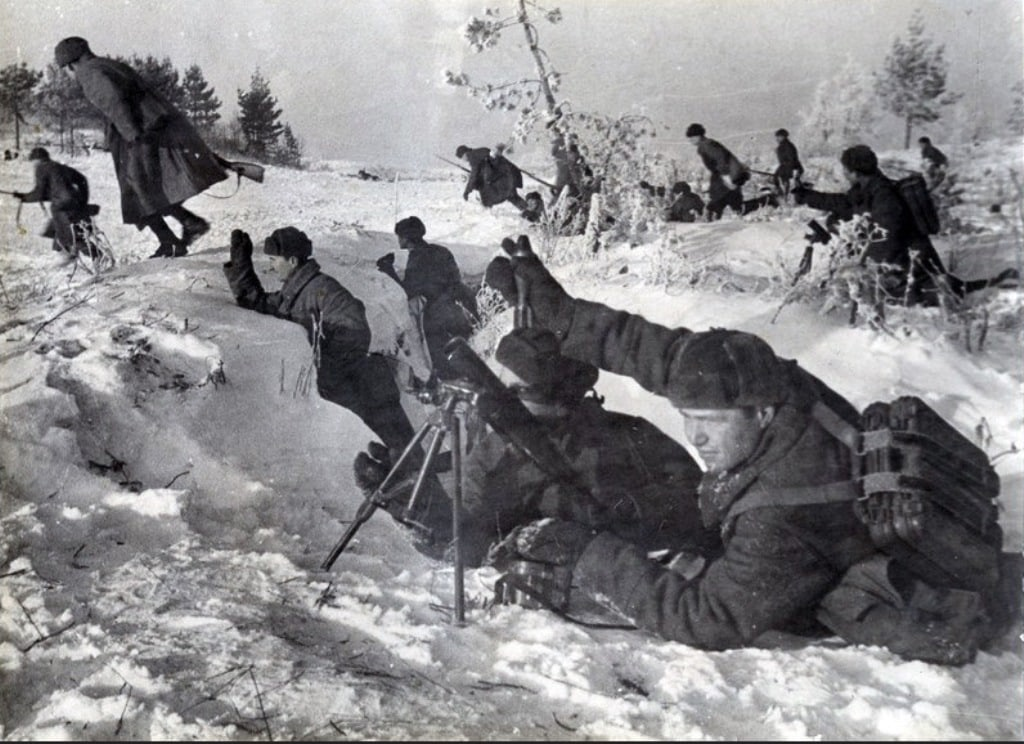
499,234 -> 575,336
504,517 -> 597,567
229,229 -> 253,265
483,256 -> 517,306
376,252 -> 396,273
353,440 -> 392,494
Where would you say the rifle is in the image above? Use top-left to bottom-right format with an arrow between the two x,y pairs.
437,155 -> 470,174
437,154 -> 557,191
213,154 -> 265,184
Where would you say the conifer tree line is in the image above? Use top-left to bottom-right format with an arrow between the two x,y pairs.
0,55 -> 303,167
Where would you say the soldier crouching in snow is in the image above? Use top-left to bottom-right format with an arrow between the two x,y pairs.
10,147 -> 94,262
223,226 -> 422,466
480,244 -> 1019,665
376,216 -> 480,383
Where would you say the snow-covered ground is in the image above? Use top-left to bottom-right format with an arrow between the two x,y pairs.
0,139 -> 1022,741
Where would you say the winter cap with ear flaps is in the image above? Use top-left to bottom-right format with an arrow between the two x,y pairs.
394,216 -> 426,239
55,37 -> 91,67
263,226 -> 312,260
685,123 -> 706,137
665,329 -> 790,409
496,328 -> 599,403
840,145 -> 879,176
28,147 -> 50,161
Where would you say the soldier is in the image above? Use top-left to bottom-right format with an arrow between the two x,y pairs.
376,216 -> 480,381
456,144 -> 527,210
918,136 -> 948,190
10,147 -> 93,261
481,242 -> 1014,665
666,181 -> 706,223
773,128 -> 804,197
686,123 -> 750,220
223,226 -> 420,467
54,36 -> 227,258
793,144 -> 949,307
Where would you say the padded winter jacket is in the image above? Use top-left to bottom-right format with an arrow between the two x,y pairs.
696,138 -> 749,202
21,159 -> 89,213
460,396 -> 712,567
73,55 -> 227,225
774,139 -> 804,181
224,256 -> 416,455
401,241 -> 478,367
555,299 -> 878,649
224,258 -> 372,396
798,174 -> 942,276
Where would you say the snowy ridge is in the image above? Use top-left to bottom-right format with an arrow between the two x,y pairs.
0,144 -> 1021,739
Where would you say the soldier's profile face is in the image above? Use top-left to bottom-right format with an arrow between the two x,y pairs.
676,406 -> 767,474
267,254 -> 293,274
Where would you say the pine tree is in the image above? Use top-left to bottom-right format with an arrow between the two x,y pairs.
0,62 -> 43,150
798,56 -> 879,156
180,64 -> 221,132
237,69 -> 283,159
874,9 -> 962,148
271,123 -> 303,168
35,63 -> 99,155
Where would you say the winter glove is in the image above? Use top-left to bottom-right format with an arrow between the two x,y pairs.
483,256 -> 517,306
352,440 -> 392,494
11,192 -> 24,201
501,517 -> 597,567
229,229 -> 253,265
376,252 -> 396,273
497,234 -> 575,336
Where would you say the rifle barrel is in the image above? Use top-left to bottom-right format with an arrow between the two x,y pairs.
436,155 -> 471,174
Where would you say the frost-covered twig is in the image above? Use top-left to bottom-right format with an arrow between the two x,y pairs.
30,293 -> 92,341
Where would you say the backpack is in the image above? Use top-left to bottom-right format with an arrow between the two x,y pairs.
479,155 -> 523,207
814,395 -> 1003,595
895,172 -> 941,236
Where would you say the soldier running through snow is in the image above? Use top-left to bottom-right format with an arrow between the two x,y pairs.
456,144 -> 527,210
54,36 -> 239,259
8,147 -> 96,263
686,123 -> 750,220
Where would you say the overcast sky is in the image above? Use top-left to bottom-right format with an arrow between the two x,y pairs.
2,0 -> 1021,168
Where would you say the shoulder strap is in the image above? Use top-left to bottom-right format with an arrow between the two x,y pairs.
725,480 -> 859,523
811,401 -> 861,450
723,401 -> 863,523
